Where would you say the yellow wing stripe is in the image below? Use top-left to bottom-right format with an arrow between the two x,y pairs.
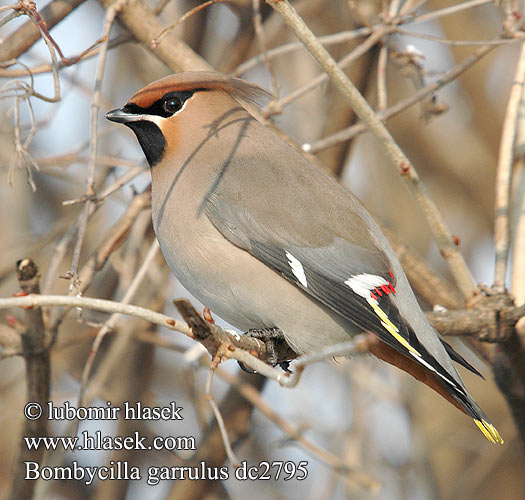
475,419 -> 504,444
366,298 -> 420,355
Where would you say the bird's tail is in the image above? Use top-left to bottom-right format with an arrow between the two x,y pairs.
366,337 -> 503,444
437,340 -> 503,443
450,388 -> 504,444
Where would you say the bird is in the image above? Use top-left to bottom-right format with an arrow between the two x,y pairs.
106,71 -> 503,444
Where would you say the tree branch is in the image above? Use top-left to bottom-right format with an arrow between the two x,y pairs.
494,42 -> 525,289
8,259 -> 50,500
0,0 -> 87,63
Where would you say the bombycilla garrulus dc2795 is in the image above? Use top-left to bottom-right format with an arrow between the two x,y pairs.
106,71 -> 503,444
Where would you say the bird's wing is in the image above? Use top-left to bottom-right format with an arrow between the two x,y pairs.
203,159 -> 446,375
202,150 -> 504,444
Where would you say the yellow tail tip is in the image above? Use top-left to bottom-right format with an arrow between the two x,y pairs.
474,419 -> 504,444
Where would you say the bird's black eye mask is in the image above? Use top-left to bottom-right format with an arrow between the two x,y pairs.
119,89 -> 208,167
124,88 -> 207,118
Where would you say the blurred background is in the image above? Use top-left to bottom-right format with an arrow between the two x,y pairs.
0,0 -> 524,499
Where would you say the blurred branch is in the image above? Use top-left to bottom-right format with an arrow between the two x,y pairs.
405,0 -> 494,24
215,365 -> 381,492
269,25 -> 393,118
376,0 -> 403,113
97,0 -> 209,71
512,158 -> 525,305
494,42 -> 525,290
308,44 -> 496,152
252,0 -> 279,96
234,26 -> 373,76
77,239 -> 160,412
8,259 -> 50,500
512,67 -> 525,306
204,370 -> 240,466
427,302 -> 525,338
493,331 -> 525,443
166,371 -> 266,500
0,323 -> 22,359
377,42 -> 388,111
385,229 -> 464,308
396,28 -> 518,46
0,0 -> 86,62
0,34 -> 132,78
68,0 -> 126,293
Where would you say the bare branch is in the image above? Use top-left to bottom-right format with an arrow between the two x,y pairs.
215,366 -> 381,492
307,45 -> 495,152
0,0 -> 87,62
68,0 -> 127,291
8,259 -> 50,500
494,42 -> 525,289
77,239 -> 160,411
204,370 -> 240,466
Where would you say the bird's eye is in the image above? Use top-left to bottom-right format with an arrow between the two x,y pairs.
163,96 -> 183,114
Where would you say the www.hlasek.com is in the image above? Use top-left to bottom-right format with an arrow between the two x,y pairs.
22,400 -> 309,485
24,431 -> 195,452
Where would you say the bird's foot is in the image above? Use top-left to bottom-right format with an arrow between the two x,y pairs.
238,327 -> 296,374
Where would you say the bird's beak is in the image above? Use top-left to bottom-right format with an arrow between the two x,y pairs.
106,107 -> 142,123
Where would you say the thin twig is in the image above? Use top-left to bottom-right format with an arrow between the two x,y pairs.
151,0 -> 231,48
68,0 -> 127,291
252,0 -> 279,96
307,44 -> 495,152
215,366 -> 381,491
511,158 -> 525,305
396,28 -> 517,46
0,34 -> 132,78
234,27 -> 373,76
62,164 -> 147,205
205,369 -> 240,466
494,41 -> 525,290
376,0 -> 403,112
77,238 -> 159,410
0,294 -> 191,333
269,26 -> 393,117
405,0 -> 494,25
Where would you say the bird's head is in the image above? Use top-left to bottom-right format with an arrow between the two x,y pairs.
106,71 -> 270,167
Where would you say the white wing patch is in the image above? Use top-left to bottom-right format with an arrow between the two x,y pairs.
344,273 -> 389,299
285,252 -> 308,288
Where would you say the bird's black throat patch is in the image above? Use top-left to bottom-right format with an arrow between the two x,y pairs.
124,120 -> 165,167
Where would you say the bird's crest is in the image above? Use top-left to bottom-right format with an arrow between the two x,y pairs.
129,71 -> 271,110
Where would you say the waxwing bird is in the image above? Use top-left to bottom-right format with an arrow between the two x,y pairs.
106,71 -> 503,444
